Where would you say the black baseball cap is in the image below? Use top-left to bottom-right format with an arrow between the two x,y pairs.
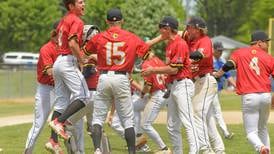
159,16 -> 178,30
107,8 -> 123,22
186,16 -> 207,29
213,41 -> 225,51
250,30 -> 271,44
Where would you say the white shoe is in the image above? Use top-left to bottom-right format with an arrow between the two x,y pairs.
155,148 -> 172,154
94,148 -> 102,154
225,132 -> 234,139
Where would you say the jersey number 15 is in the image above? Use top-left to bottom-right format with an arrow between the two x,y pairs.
105,42 -> 125,66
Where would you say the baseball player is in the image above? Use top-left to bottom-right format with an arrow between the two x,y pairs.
83,8 -> 153,154
24,21 -> 61,154
142,16 -> 199,154
140,52 -> 170,153
49,0 -> 90,141
214,30 -> 274,154
61,25 -> 100,154
212,41 -> 236,139
185,16 -> 224,154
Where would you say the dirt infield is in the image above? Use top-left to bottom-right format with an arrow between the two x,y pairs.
1,111 -> 274,127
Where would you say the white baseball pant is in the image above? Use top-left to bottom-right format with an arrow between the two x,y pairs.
65,90 -> 96,153
110,93 -> 148,137
53,55 -> 90,113
242,93 -> 271,152
142,90 -> 167,149
25,83 -> 54,152
167,78 -> 199,154
213,92 -> 230,137
92,72 -> 134,130
192,74 -> 224,153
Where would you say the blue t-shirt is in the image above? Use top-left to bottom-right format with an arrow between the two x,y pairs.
213,57 -> 231,91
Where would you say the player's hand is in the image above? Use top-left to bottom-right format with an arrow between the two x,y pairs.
213,70 -> 224,78
141,67 -> 154,76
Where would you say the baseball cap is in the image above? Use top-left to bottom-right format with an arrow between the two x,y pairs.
159,16 -> 179,30
186,16 -> 207,29
213,41 -> 225,51
250,30 -> 271,44
107,8 -> 123,22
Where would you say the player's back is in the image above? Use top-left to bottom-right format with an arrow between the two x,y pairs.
89,26 -> 149,72
231,46 -> 273,94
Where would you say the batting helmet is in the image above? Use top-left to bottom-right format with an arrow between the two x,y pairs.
82,25 -> 100,43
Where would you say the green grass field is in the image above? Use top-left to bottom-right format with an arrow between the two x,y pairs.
0,123 -> 273,154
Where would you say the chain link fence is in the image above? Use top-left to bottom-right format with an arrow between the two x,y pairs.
0,64 -> 37,99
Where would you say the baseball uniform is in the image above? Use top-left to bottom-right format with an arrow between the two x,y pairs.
141,56 -> 168,150
213,56 -> 233,138
188,35 -> 224,153
229,46 -> 274,152
165,35 -> 199,154
53,12 -> 89,114
84,25 -> 150,152
25,40 -> 58,152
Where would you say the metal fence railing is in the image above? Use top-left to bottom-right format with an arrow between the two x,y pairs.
0,64 -> 37,99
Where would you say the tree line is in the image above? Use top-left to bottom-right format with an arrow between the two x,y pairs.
0,0 -> 273,56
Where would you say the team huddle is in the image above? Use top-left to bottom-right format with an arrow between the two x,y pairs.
23,0 -> 274,154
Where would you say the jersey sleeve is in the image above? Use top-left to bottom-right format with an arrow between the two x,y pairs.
134,36 -> 150,60
40,46 -> 54,73
68,20 -> 84,43
196,38 -> 212,58
229,49 -> 239,68
83,34 -> 100,55
169,42 -> 188,69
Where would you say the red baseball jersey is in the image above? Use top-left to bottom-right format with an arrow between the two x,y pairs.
230,46 -> 274,94
188,35 -> 213,78
85,60 -> 99,90
84,26 -> 150,72
56,12 -> 84,55
165,35 -> 191,81
37,40 -> 58,85
141,56 -> 166,93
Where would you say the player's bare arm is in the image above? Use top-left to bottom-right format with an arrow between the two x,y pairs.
142,65 -> 178,77
146,35 -> 164,47
69,37 -> 84,64
131,79 -> 142,92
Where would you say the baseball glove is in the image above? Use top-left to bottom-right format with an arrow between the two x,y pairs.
82,25 -> 100,43
82,64 -> 96,79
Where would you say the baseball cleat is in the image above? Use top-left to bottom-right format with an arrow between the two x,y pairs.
155,148 -> 172,154
260,146 -> 270,154
225,132 -> 234,140
45,139 -> 64,154
94,148 -> 102,154
135,134 -> 147,149
49,118 -> 70,140
136,144 -> 151,152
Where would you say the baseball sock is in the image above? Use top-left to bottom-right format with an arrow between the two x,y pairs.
57,100 -> 85,123
125,127 -> 136,154
51,111 -> 61,143
92,124 -> 102,149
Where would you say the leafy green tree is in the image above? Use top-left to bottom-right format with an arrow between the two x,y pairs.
0,0 -> 62,53
121,0 -> 181,58
83,0 -> 125,30
195,0 -> 253,39
236,0 -> 274,42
